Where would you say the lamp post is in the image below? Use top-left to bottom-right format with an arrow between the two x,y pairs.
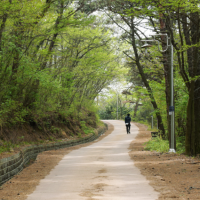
117,92 -> 118,120
141,34 -> 175,153
151,115 -> 153,129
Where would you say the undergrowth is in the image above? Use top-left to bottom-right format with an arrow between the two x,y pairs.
135,120 -> 185,154
0,121 -> 97,154
144,136 -> 185,154
0,137 -> 64,154
80,121 -> 94,135
0,140 -> 33,154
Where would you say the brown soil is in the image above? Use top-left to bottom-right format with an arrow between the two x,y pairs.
0,123 -> 114,200
130,122 -> 200,200
0,112 -> 99,156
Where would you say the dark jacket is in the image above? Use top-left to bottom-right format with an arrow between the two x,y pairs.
125,116 -> 131,124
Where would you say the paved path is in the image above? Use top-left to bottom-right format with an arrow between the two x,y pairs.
26,120 -> 159,200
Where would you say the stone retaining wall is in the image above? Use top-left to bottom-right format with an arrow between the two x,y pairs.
0,124 -> 108,186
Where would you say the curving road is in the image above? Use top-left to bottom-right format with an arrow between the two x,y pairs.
26,120 -> 159,200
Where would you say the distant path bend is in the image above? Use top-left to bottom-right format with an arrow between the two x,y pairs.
26,120 -> 159,200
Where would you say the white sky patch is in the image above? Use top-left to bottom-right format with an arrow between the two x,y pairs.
90,9 -> 153,97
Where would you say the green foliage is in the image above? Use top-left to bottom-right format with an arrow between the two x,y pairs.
0,140 -> 34,154
80,121 -> 94,135
49,136 -> 55,141
0,0 -> 121,130
98,84 -> 134,120
51,126 -> 60,134
176,136 -> 186,154
144,137 -> 169,153
144,136 -> 185,154
80,121 -> 87,130
0,100 -> 28,126
70,133 -> 74,137
77,133 -> 82,138
0,141 -> 14,153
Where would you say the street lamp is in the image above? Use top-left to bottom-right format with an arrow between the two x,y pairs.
151,115 -> 153,129
141,34 -> 175,153
117,92 -> 118,120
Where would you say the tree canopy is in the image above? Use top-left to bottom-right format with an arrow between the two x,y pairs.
1,0 -> 200,156
0,0 -> 122,135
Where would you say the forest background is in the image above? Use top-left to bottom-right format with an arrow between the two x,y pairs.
0,0 -> 199,156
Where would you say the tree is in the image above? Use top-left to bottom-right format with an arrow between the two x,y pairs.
126,0 -> 200,155
0,0 -> 121,132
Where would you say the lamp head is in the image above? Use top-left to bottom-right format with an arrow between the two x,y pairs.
141,42 -> 152,54
141,43 -> 153,48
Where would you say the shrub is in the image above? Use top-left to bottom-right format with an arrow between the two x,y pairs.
144,136 -> 185,154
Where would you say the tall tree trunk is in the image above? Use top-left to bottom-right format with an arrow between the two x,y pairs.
186,81 -> 195,155
130,17 -> 165,136
133,98 -> 140,118
185,11 -> 200,156
159,17 -> 171,141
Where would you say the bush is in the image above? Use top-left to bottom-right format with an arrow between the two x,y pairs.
144,137 -> 169,153
80,121 -> 94,135
144,136 -> 185,154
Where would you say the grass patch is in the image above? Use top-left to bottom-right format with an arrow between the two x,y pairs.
144,137 -> 169,153
78,133 -> 82,138
144,136 -> 185,154
0,140 -> 34,154
176,136 -> 185,154
0,137 -> 67,154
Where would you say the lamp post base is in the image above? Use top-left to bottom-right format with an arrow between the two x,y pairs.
169,148 -> 176,153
